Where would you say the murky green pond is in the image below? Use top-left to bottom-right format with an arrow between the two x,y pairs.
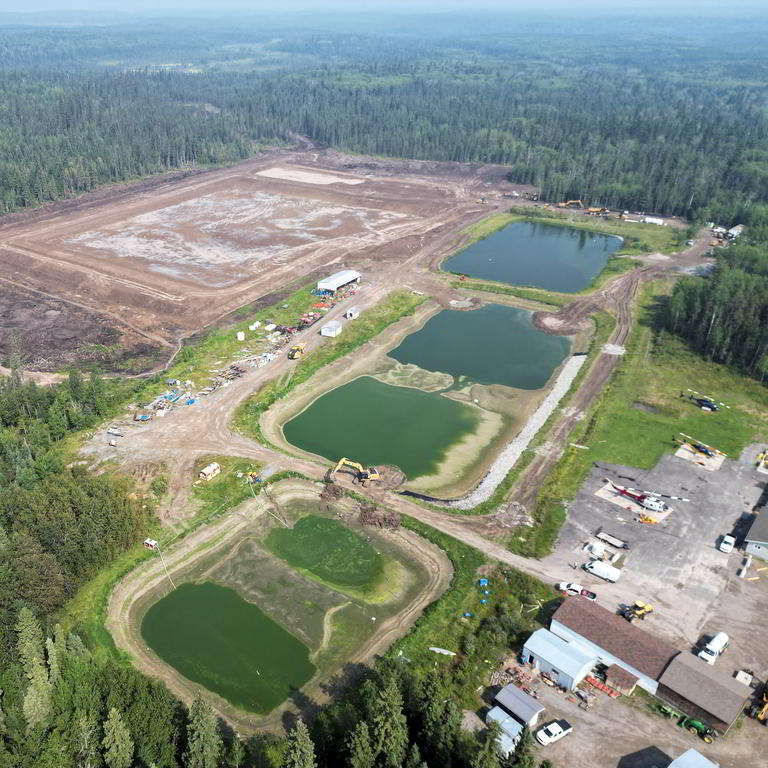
390,304 -> 570,389
283,376 -> 478,478
141,581 -> 315,713
443,220 -> 621,292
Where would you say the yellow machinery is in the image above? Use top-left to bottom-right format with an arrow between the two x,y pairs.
329,457 -> 380,486
750,687 -> 768,723
288,344 -> 306,360
621,600 -> 654,623
557,199 -> 584,209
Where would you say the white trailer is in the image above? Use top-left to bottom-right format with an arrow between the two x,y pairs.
321,320 -> 343,338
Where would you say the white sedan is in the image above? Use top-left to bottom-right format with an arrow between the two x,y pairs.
557,582 -> 597,601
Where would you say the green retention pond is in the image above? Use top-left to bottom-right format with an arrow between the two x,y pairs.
283,376 -> 479,479
390,304 -> 570,389
141,581 -> 315,713
266,515 -> 383,591
444,220 -> 621,292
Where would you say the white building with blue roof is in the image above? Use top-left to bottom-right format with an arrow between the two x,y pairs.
521,627 -> 596,691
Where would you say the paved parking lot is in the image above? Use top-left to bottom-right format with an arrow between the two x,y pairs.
534,444 -> 768,766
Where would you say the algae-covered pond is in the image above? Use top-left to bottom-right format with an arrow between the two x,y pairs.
443,220 -> 621,292
283,375 -> 479,478
141,581 -> 315,713
390,304 -> 570,389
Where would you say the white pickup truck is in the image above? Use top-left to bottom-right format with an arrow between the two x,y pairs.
535,719 -> 573,746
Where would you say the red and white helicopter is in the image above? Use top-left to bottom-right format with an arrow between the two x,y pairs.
604,478 -> 690,512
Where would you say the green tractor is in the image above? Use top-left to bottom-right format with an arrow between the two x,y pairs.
677,716 -> 717,744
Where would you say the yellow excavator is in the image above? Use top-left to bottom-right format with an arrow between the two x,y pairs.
288,344 -> 305,360
328,457 -> 380,486
557,199 -> 584,209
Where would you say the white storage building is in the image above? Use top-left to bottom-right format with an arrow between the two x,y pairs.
344,306 -> 360,320
321,320 -> 343,338
521,628 -> 596,692
668,749 -> 720,768
317,270 -> 361,294
493,682 -> 545,727
485,706 -> 523,758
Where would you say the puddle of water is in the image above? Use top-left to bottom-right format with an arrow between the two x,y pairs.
444,220 -> 621,292
390,304 -> 570,390
141,581 -> 315,713
283,375 -> 479,479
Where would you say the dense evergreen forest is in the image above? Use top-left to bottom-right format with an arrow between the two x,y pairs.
0,13 -> 767,221
665,233 -> 768,379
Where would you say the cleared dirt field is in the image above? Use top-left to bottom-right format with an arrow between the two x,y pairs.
0,149 -> 498,370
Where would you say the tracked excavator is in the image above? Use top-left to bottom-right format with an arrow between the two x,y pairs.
327,457 -> 380,486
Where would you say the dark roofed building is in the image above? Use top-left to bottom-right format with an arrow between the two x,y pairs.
551,598 -> 678,694
745,513 -> 768,560
657,652 -> 750,734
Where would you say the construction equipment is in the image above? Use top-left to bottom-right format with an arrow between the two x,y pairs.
557,199 -> 584,209
682,389 -> 730,411
675,433 -> 724,458
749,686 -> 768,723
288,344 -> 306,360
620,600 -> 654,623
677,716 -> 717,744
328,457 -> 380,486
605,478 -> 690,513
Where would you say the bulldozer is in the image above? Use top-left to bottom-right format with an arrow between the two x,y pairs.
620,600 -> 654,623
288,344 -> 306,360
328,457 -> 380,486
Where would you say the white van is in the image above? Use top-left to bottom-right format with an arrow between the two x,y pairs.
698,632 -> 729,665
583,560 -> 622,582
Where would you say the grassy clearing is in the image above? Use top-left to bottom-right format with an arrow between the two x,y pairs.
265,515 -> 382,590
190,454 -> 263,521
233,290 -> 425,443
586,255 -> 643,291
451,280 -> 570,307
394,516 -> 557,705
512,280 -> 768,556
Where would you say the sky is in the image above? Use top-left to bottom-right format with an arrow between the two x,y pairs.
0,0 -> 764,14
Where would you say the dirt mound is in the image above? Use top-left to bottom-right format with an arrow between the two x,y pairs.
375,464 -> 407,490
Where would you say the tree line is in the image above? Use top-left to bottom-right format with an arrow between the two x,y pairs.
0,17 -> 767,223
664,222 -> 768,380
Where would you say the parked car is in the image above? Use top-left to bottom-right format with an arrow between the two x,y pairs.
557,582 -> 598,601
719,535 -> 736,554
535,720 -> 573,746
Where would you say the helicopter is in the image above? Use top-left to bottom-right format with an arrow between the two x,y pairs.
681,389 -> 730,412
604,478 -> 690,512
675,433 -> 725,459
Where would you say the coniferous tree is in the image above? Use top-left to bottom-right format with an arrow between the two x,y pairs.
346,721 -> 375,768
369,677 -> 408,768
284,720 -> 317,768
102,708 -> 134,768
184,696 -> 222,768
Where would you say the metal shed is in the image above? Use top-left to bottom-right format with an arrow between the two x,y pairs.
745,513 -> 768,560
344,306 -> 360,320
321,320 -> 343,338
485,706 -> 523,757
522,628 -> 596,691
493,683 -> 545,727
317,270 -> 361,293
669,748 -> 720,768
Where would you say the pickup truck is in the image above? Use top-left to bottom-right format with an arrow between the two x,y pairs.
535,719 -> 573,746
